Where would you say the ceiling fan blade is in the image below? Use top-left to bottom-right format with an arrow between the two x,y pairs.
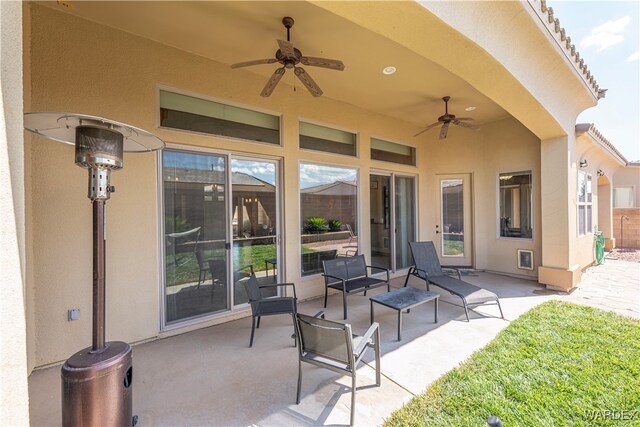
414,121 -> 441,137
294,67 -> 323,97
300,56 -> 345,71
230,58 -> 278,69
277,39 -> 296,57
439,122 -> 450,140
260,67 -> 286,97
455,117 -> 474,121
453,119 -> 480,130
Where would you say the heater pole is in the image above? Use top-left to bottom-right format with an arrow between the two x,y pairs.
92,199 -> 106,352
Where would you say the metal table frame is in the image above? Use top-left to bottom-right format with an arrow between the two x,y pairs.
370,287 -> 439,341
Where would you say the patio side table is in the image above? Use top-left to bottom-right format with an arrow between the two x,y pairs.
370,287 -> 439,341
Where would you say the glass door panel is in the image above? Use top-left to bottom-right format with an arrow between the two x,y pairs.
395,176 -> 416,270
163,150 -> 229,324
231,159 -> 278,306
437,174 -> 473,266
370,175 -> 391,269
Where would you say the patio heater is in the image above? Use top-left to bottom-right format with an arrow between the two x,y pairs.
24,113 -> 164,426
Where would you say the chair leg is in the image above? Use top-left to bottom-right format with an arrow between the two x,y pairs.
462,299 -> 470,322
296,359 -> 302,404
497,299 -> 505,319
403,268 -> 412,287
375,328 -> 381,386
256,316 -> 261,329
350,372 -> 357,427
343,290 -> 348,320
324,286 -> 328,308
249,316 -> 256,347
291,314 -> 297,347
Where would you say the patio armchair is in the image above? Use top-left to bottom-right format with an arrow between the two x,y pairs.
243,273 -> 297,347
294,311 -> 381,427
322,254 -> 390,319
404,241 -> 504,321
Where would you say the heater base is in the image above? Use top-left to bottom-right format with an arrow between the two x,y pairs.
61,341 -> 133,427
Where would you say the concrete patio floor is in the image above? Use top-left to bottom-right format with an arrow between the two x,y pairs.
28,261 -> 638,426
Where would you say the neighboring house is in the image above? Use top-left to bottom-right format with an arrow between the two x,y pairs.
1,1 -> 637,422
612,161 -> 640,248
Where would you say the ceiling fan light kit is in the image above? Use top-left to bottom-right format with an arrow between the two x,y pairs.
414,96 -> 480,139
231,16 -> 345,97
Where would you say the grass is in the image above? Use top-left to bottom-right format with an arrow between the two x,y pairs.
167,244 -> 317,286
443,239 -> 464,256
385,301 -> 640,426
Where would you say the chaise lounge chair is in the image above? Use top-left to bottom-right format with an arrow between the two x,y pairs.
404,241 -> 504,321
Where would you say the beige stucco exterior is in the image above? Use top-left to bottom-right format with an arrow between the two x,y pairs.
0,8 -> 631,424
0,1 -> 30,424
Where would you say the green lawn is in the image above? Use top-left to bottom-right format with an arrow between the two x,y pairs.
385,301 -> 640,426
167,244 -> 317,286
443,239 -> 464,256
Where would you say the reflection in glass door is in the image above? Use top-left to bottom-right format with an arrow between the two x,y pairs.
370,174 -> 416,271
163,151 -> 229,324
370,175 -> 391,269
232,159 -> 278,306
395,176 -> 416,269
437,174 -> 473,266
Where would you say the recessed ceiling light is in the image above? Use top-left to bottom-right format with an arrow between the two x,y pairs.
465,106 -> 477,111
383,66 -> 397,75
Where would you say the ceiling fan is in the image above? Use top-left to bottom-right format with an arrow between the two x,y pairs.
414,96 -> 479,139
231,16 -> 345,97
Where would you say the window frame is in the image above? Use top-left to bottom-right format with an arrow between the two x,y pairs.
370,136 -> 417,166
156,85 -> 283,147
298,160 -> 360,278
496,170 -> 534,240
298,118 -> 359,158
577,170 -> 593,236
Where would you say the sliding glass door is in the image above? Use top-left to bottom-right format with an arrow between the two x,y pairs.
369,173 -> 416,271
162,150 -> 280,326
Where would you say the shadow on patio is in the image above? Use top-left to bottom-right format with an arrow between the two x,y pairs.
29,272 -> 553,426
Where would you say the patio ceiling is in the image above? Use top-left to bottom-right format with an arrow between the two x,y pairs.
39,0 -> 510,129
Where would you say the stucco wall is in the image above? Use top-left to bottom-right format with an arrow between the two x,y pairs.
28,4 -> 544,367
613,166 -> 640,207
0,0 -> 30,424
418,117 -> 542,278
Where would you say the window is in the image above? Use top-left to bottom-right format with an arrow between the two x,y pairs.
499,171 -> 533,239
159,90 -> 280,144
300,163 -> 358,275
299,122 -> 356,156
578,171 -> 593,236
613,187 -> 634,208
371,137 -> 416,166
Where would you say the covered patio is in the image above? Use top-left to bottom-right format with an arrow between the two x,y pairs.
29,273 -> 553,426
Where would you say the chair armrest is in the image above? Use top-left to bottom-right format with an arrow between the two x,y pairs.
412,267 -> 430,281
353,322 -> 379,355
313,310 -> 325,319
322,273 -> 347,288
446,267 -> 462,280
259,282 -> 297,298
367,265 -> 390,282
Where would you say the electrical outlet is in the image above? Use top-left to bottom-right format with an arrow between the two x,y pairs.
68,308 -> 80,321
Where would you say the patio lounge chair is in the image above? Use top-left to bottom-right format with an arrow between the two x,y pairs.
404,241 -> 504,321
243,273 -> 297,347
294,312 -> 381,427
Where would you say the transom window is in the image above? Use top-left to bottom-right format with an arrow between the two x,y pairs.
499,171 -> 533,239
299,122 -> 357,156
371,137 -> 416,166
159,89 -> 280,145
